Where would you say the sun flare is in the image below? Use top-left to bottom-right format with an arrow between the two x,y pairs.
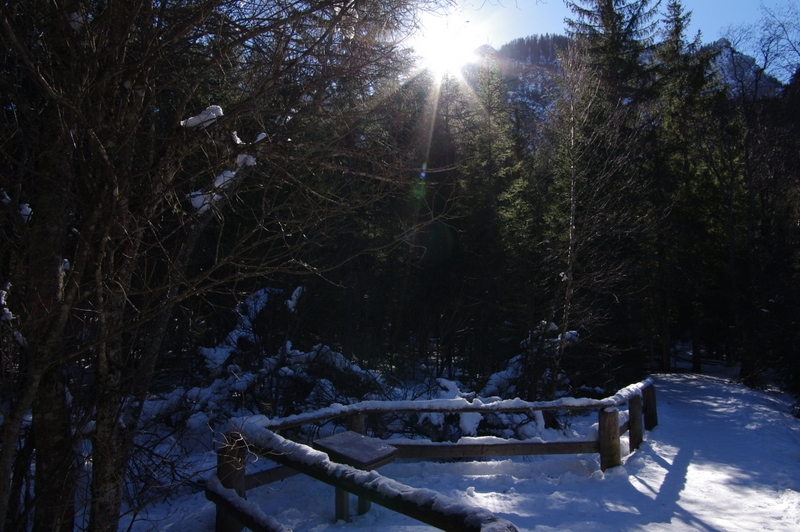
411,11 -> 485,78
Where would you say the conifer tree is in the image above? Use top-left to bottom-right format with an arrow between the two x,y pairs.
647,0 -> 725,371
565,0 -> 661,104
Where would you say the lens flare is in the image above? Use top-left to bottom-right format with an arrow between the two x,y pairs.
410,11 -> 485,79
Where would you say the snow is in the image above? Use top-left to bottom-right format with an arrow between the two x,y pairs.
213,170 -> 236,188
0,283 -> 12,321
185,118 -> 257,213
285,286 -> 304,313
122,370 -> 800,531
0,283 -> 25,346
18,203 -> 32,222
12,331 -> 26,347
236,153 -> 256,168
460,412 -> 483,436
482,355 -> 524,397
198,287 -> 283,370
181,105 -> 224,129
69,12 -> 84,32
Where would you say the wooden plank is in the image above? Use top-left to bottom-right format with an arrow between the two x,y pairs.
313,431 -> 396,470
265,404 -> 596,432
391,440 -> 599,460
334,486 -> 349,522
245,465 -> 300,490
347,413 -> 366,434
258,378 -> 656,432
357,494 -> 371,515
313,431 -> 396,520
244,428 -> 520,532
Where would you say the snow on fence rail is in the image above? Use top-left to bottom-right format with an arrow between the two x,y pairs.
208,428 -> 519,532
227,378 -> 656,433
206,379 -> 658,532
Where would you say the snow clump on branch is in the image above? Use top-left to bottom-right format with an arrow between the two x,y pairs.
183,106 -> 258,213
180,105 -> 224,129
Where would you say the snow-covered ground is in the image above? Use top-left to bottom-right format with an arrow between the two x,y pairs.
124,367 -> 800,531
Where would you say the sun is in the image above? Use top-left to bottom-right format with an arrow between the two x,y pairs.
410,11 -> 485,78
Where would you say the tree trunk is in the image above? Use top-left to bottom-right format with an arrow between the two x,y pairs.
691,318 -> 702,373
89,372 -> 127,532
0,166 -> 89,531
88,204 -> 219,532
6,423 -> 35,532
0,371 -> 41,532
32,366 -> 76,532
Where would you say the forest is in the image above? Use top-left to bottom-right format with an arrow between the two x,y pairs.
0,1 -> 798,531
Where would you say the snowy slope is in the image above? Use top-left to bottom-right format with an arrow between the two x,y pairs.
123,371 -> 800,531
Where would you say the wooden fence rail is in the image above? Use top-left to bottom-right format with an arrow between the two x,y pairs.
206,378 -> 658,532
209,429 -> 519,532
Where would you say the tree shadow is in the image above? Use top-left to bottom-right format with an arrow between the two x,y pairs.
496,374 -> 800,530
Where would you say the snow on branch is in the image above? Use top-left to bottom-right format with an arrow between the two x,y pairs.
0,283 -> 27,347
285,286 -> 304,313
180,105 -> 223,129
186,141 -> 257,213
198,288 -> 283,371
0,283 -> 13,322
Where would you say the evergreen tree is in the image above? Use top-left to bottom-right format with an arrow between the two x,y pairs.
565,0 -> 661,104
645,0 -> 726,371
454,58 -> 521,377
498,34 -> 570,66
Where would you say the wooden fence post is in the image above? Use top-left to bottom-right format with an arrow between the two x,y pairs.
347,413 -> 365,435
216,432 -> 247,532
598,408 -> 621,471
628,394 -> 643,451
643,385 -> 659,430
345,413 -> 369,515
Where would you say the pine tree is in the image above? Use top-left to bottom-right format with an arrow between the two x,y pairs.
646,0 -> 726,371
565,0 -> 661,104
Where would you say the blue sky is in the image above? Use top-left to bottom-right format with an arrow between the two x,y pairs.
451,0 -> 787,47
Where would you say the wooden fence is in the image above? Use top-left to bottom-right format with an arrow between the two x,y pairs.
205,378 -> 658,532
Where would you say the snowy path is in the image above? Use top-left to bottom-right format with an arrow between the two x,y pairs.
126,373 -> 800,531
537,372 -> 800,532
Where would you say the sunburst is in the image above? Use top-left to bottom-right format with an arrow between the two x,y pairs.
410,10 -> 485,80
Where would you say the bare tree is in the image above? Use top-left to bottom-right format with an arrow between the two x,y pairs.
0,1 -> 446,530
536,42 -> 649,396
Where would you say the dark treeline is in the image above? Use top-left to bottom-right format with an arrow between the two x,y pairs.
0,1 -> 799,531
283,0 -> 800,400
499,34 -> 571,65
